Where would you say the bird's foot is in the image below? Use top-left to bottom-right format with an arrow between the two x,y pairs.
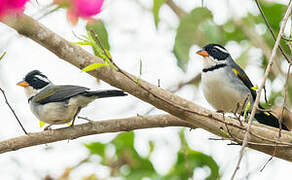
44,125 -> 53,131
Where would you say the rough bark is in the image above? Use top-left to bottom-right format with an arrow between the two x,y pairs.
0,114 -> 193,153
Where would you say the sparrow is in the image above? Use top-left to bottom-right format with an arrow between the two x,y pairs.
196,43 -> 288,130
17,70 -> 127,129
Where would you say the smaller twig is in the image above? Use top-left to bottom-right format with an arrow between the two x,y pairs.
281,35 -> 292,42
166,0 -> 187,18
262,64 -> 292,170
260,157 -> 273,172
208,138 -> 228,141
71,156 -> 91,170
0,88 -> 27,134
260,147 -> 277,172
89,29 -> 116,65
0,51 -> 6,61
143,107 -> 156,115
263,65 -> 292,170
254,0 -> 292,64
228,143 -> 241,146
72,31 -> 87,41
263,86 -> 268,104
77,116 -> 93,122
233,102 -> 243,126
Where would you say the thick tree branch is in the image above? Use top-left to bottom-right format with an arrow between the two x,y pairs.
2,15 -> 292,161
0,114 -> 193,154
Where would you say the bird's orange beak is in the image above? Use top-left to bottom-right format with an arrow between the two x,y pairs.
196,50 -> 209,57
17,81 -> 29,87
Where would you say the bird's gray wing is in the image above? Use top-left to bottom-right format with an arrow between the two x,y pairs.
34,85 -> 89,104
230,64 -> 257,100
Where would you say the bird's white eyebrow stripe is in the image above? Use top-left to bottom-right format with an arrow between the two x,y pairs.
214,46 -> 228,53
35,75 -> 49,82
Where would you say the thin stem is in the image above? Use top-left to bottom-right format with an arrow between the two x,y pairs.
254,0 -> 292,64
0,88 -> 27,134
231,2 -> 292,179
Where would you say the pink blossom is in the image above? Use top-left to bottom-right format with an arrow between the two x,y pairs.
54,0 -> 104,24
0,0 -> 29,18
72,0 -> 103,17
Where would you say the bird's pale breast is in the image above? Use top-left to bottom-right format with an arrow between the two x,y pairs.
201,68 -> 252,113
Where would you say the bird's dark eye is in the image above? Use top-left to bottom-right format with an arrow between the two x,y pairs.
211,49 -> 218,53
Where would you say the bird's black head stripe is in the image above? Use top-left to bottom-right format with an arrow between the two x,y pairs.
202,64 -> 227,72
24,70 -> 50,89
203,44 -> 229,60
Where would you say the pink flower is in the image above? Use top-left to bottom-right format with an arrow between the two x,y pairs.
71,0 -> 103,17
0,0 -> 29,18
54,0 -> 104,24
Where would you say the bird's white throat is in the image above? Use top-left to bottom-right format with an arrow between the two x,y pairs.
202,56 -> 222,68
24,84 -> 51,99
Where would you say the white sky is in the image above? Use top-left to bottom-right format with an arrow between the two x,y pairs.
0,0 -> 291,179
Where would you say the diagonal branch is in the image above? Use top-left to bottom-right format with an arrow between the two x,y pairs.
2,15 -> 292,161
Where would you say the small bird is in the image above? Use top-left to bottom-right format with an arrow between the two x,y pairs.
196,43 -> 288,130
17,70 -> 127,129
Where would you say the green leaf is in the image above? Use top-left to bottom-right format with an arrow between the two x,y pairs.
235,48 -> 250,68
112,132 -> 135,153
82,63 -> 109,72
136,59 -> 143,85
71,41 -> 91,45
201,20 -> 222,43
40,121 -> 45,128
260,2 -> 286,34
219,127 -> 231,138
152,0 -> 166,28
0,51 -> 6,61
110,132 -> 156,179
172,129 -> 220,179
167,150 -> 219,180
85,142 -> 106,157
136,77 -> 141,85
243,101 -> 251,119
86,28 -> 116,72
173,7 -> 213,72
86,20 -> 110,51
148,140 -> 154,157
258,2 -> 290,54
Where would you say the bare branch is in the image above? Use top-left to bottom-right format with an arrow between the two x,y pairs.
2,15 -> 292,161
231,3 -> 292,179
0,114 -> 194,153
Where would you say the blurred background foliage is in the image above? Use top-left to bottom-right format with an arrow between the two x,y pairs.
47,130 -> 219,180
42,0 -> 292,179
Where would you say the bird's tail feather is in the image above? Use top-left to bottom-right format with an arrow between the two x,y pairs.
83,90 -> 127,98
255,111 -> 288,130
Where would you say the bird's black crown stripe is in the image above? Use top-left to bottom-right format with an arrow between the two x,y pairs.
203,44 -> 229,60
24,70 -> 50,90
202,64 -> 227,72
